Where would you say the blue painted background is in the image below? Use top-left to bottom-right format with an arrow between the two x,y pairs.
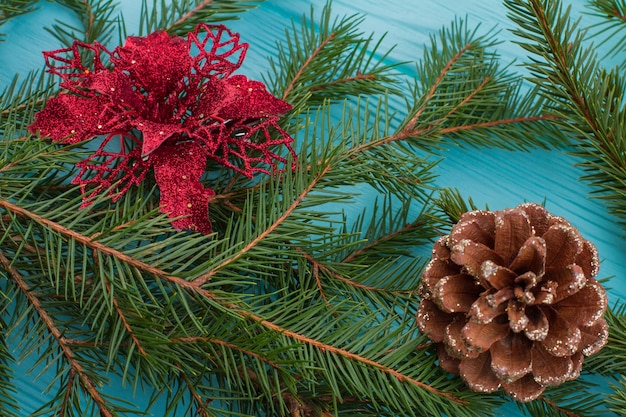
1,0 -> 624,415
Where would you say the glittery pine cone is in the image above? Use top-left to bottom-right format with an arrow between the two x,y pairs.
416,203 -> 609,402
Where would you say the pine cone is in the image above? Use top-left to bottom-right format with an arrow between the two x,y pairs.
416,203 -> 608,401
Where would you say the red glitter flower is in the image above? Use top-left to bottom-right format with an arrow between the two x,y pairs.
29,24 -> 295,234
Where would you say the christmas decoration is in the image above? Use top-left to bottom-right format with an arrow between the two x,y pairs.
28,24 -> 295,234
1,0 -> 625,416
416,202 -> 609,401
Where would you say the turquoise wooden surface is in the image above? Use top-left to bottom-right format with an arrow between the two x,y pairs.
1,0 -> 624,415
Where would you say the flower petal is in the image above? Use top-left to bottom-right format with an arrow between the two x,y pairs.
416,300 -> 456,343
490,333 -> 533,383
494,208 -> 532,265
42,40 -> 110,93
114,30 -> 192,96
579,319 -> 609,356
459,352 -> 501,392
508,236 -> 546,277
72,132 -> 148,207
462,316 -> 510,353
28,94 -> 108,143
218,75 -> 292,120
543,223 -> 583,269
523,306 -> 549,341
502,374 -> 545,402
137,119 -> 189,156
190,24 -> 247,77
151,139 -> 214,234
531,342 -> 573,386
83,69 -> 144,111
553,279 -> 607,327
450,239 -> 504,277
541,307 -> 581,357
432,273 -> 483,313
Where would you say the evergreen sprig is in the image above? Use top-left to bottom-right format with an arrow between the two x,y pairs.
505,0 -> 626,230
408,18 -> 566,152
0,0 -> 38,42
47,0 -> 122,46
265,3 -> 401,107
586,0 -> 626,67
0,316 -> 19,417
139,0 -> 263,36
0,1 -> 624,416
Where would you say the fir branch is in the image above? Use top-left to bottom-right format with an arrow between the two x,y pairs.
505,0 -> 626,230
266,2 -> 400,107
431,187 -> 482,226
0,316 -> 19,417
607,375 -> 626,415
515,377 -> 611,417
193,163 -> 332,287
346,19 -> 564,154
585,0 -> 626,67
1,71 -> 54,136
0,0 -> 38,42
0,250 -> 114,417
138,0 -> 262,36
48,0 -> 122,46
0,180 -> 476,416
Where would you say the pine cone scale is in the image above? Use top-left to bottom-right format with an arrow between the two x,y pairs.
489,333 -> 533,383
530,343 -> 574,386
434,273 -> 485,313
508,236 -> 546,276
459,352 -> 501,393
494,209 -> 533,264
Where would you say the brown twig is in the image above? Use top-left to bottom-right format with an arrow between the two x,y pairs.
176,362 -> 213,417
539,395 -> 581,417
443,76 -> 491,119
171,0 -> 214,30
403,43 -> 473,133
297,246 -> 414,295
173,336 -> 284,371
342,221 -> 422,264
0,194 -> 464,405
346,43 -> 473,155
82,0 -> 94,41
0,250 -> 114,417
309,72 -> 377,91
439,114 -> 558,134
282,33 -> 336,100
193,163 -> 333,286
93,251 -> 148,357
59,370 -> 76,417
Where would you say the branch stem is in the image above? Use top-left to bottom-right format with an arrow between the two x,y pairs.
0,250 -> 113,417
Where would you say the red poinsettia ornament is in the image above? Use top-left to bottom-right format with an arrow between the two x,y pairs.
29,24 -> 295,234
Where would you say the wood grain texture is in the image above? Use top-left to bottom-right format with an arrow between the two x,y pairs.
1,0 -> 622,415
